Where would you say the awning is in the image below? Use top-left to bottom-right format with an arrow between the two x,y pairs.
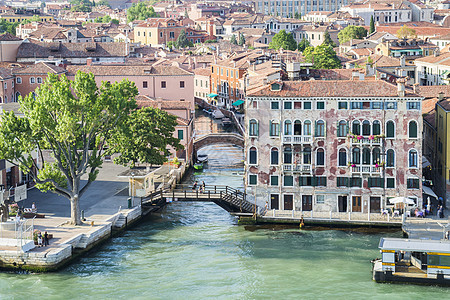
232,100 -> 244,106
422,156 -> 431,168
422,185 -> 438,199
207,93 -> 218,97
441,70 -> 450,78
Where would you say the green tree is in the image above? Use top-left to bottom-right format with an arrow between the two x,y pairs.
304,44 -> 341,69
0,19 -> 19,35
369,15 -> 375,35
127,2 -> 158,22
184,8 -> 189,18
0,72 -> 138,225
111,19 -> 119,25
322,30 -> 336,47
396,25 -> 416,39
230,34 -> 237,45
21,15 -> 41,24
294,12 -> 301,19
337,25 -> 368,44
238,32 -> 245,46
176,29 -> 191,48
269,29 -> 297,51
108,107 -> 182,168
95,0 -> 111,7
297,38 -> 310,52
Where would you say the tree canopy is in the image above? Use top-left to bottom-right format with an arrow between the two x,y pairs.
322,30 -> 336,47
108,107 -> 182,168
95,0 -> 111,7
369,16 -> 375,35
396,25 -> 416,39
127,2 -> 158,22
230,34 -> 237,45
337,25 -> 368,44
303,44 -> 341,69
176,29 -> 191,48
269,30 -> 297,51
0,19 -> 19,35
238,32 -> 245,46
70,0 -> 94,12
297,38 -> 310,52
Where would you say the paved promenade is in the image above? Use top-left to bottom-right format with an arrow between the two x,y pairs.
403,210 -> 450,240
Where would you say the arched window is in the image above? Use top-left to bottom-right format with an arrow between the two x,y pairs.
284,120 -> 292,135
362,120 -> 371,136
387,149 -> 395,167
373,120 -> 381,135
386,120 -> 395,138
269,120 -> 280,136
409,149 -> 418,168
352,148 -> 360,164
271,148 -> 279,165
337,120 -> 348,137
249,119 -> 258,136
409,121 -> 418,138
338,149 -> 347,166
316,148 -> 325,165
284,146 -> 292,164
362,147 -> 371,165
249,147 -> 257,164
372,148 -> 381,164
303,147 -> 311,164
294,120 -> 302,135
316,120 -> 325,137
352,120 -> 361,135
304,120 -> 312,135
15,92 -> 20,102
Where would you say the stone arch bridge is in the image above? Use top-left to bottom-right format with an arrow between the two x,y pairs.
193,133 -> 244,155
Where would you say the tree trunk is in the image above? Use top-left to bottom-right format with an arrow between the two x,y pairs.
70,195 -> 82,225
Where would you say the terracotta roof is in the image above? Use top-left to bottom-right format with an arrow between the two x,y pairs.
423,108 -> 435,127
373,25 -> 450,38
0,32 -> 22,41
66,64 -> 192,76
415,52 -> 450,64
0,67 -> 13,79
422,97 -> 439,114
415,85 -> 450,98
136,95 -> 193,110
348,54 -> 402,67
310,68 -> 364,80
194,68 -> 211,76
437,98 -> 450,111
12,62 -> 66,75
247,80 -> 420,98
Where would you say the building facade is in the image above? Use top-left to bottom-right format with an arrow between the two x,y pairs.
245,79 -> 423,215
254,0 -> 350,18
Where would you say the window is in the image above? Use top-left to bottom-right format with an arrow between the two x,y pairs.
294,120 -> 301,135
350,177 -> 362,187
30,77 -> 35,84
270,121 -> 280,136
143,81 -> 148,88
337,177 -> 348,187
362,147 -> 371,165
385,102 -> 397,109
386,121 -> 395,138
249,147 -> 257,165
372,102 -> 383,109
352,120 -> 361,135
299,176 -> 313,186
351,102 -> 362,109
316,148 -> 325,166
338,102 -> 347,109
271,148 -> 279,165
315,120 -> 325,137
407,102 -> 420,110
284,101 -> 292,109
249,174 -> 257,185
303,147 -> 311,164
316,195 -> 325,204
284,120 -> 292,135
249,119 -> 259,136
161,81 -> 166,88
368,177 -> 383,188
284,175 -> 294,186
3,82 -> 6,89
177,130 -> 183,140
407,178 -> 419,189
180,81 -> 185,88
304,102 -> 312,109
409,149 -> 418,168
271,101 -> 280,109
37,77 -> 42,84
304,120 -> 312,135
386,178 -> 395,188
270,175 -> 279,186
284,146 -> 292,164
316,101 -> 325,109
169,31 -> 175,38
337,120 -> 348,137
372,148 -> 381,165
315,176 -> 327,186
362,120 -> 370,136
409,121 -> 418,138
16,77 -> 22,84
352,148 -> 361,164
373,120 -> 381,135
294,102 -> 302,109
338,149 -> 347,166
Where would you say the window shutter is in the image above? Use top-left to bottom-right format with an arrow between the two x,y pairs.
314,120 -> 318,136
346,121 -> 349,136
312,176 -> 317,187
323,177 -> 327,186
256,121 -> 259,136
368,178 -> 372,188
324,121 -> 327,137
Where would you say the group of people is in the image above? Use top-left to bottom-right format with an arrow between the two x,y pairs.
192,181 -> 206,193
36,231 -> 50,247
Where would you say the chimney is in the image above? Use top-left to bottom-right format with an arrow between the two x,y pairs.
400,55 -> 405,67
87,57 -> 92,66
439,92 -> 444,101
397,78 -> 406,97
413,83 -> 418,94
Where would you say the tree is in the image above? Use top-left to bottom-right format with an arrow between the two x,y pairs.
294,12 -> 301,19
70,0 -> 94,12
322,30 -> 336,47
176,29 -> 190,48
127,2 -> 158,22
337,25 -> 368,44
269,29 -> 297,51
21,15 -> 41,24
396,25 -> 416,39
304,44 -> 341,69
238,32 -> 245,46
111,19 -> 119,25
95,0 -> 111,7
0,72 -> 138,225
108,107 -> 182,168
369,15 -> 375,35
184,8 -> 189,18
297,38 -> 310,52
0,19 -> 19,35
230,34 -> 237,45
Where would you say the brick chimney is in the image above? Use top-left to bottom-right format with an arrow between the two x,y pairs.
397,78 -> 406,97
87,57 -> 93,66
439,91 -> 444,101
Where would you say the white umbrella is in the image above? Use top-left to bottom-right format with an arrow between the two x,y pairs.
389,197 -> 415,205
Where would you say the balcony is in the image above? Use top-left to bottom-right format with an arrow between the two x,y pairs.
350,136 -> 382,146
283,135 -> 312,144
350,165 -> 382,175
283,164 -> 312,173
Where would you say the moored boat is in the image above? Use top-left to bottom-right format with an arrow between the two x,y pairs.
197,154 -> 208,163
193,162 -> 203,170
222,117 -> 232,126
212,109 -> 224,119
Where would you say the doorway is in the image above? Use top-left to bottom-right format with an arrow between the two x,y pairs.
352,196 -> 362,212
271,194 -> 279,210
338,196 -> 347,212
302,195 -> 312,211
370,197 -> 381,213
283,194 -> 293,210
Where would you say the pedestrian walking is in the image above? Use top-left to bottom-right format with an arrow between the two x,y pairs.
202,181 -> 206,191
31,202 -> 36,212
192,181 -> 198,191
43,231 -> 49,246
37,232 -> 43,247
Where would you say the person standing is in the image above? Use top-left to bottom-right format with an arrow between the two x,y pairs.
43,231 -> 49,246
192,181 -> 198,191
37,232 -> 43,247
202,181 -> 206,191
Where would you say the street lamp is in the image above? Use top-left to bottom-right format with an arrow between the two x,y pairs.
131,172 -> 135,207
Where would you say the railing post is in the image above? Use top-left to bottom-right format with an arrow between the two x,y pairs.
184,190 -> 186,199
220,191 -> 222,200
215,185 -> 217,193
173,189 -> 175,201
208,190 -> 210,199
226,186 -> 228,194
196,188 -> 199,199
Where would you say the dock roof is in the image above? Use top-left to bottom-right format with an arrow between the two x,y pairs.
379,238 -> 450,253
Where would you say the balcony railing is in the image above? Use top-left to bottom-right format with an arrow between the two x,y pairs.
283,164 -> 312,173
283,135 -> 312,144
350,136 -> 382,145
351,165 -> 382,174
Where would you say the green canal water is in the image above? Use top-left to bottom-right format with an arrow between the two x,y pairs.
0,145 -> 448,299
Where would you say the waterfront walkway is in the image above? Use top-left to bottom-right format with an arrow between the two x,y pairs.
403,212 -> 450,240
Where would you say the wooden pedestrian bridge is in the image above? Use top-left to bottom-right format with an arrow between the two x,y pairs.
141,184 -> 255,215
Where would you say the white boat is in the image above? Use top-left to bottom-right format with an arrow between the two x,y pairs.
197,154 -> 208,163
212,109 -> 225,119
222,117 -> 232,126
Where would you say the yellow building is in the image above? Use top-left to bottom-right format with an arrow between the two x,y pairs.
0,14 -> 54,23
434,98 -> 450,201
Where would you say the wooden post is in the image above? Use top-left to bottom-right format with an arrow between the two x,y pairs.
173,189 -> 175,201
208,190 -> 210,199
184,190 -> 187,200
214,186 -> 217,194
196,188 -> 198,200
220,191 -> 222,200
226,186 -> 228,194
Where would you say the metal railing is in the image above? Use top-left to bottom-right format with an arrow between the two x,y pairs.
350,137 -> 382,145
351,165 -> 382,174
283,164 -> 312,173
283,136 -> 312,143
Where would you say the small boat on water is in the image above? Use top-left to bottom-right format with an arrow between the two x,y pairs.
193,162 -> 203,170
222,117 -> 232,126
212,109 -> 224,119
197,154 -> 208,163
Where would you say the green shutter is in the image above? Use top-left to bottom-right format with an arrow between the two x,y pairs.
314,120 -> 318,136
312,176 -> 317,187
346,121 -> 349,136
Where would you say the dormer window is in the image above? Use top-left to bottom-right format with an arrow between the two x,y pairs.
271,82 -> 281,91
